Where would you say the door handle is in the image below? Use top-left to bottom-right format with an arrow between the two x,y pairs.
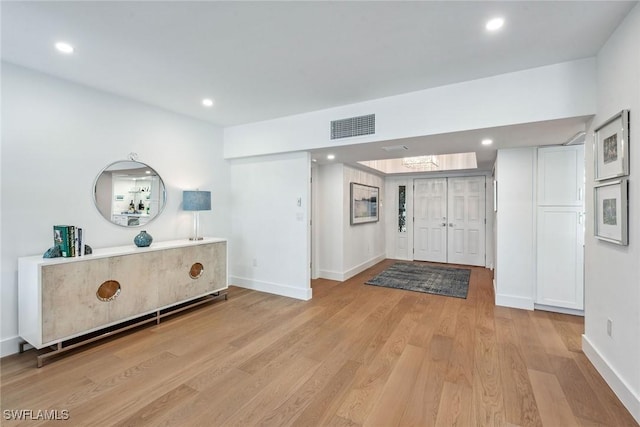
441,223 -> 447,227
449,223 -> 454,227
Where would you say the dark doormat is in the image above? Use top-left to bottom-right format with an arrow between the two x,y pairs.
365,262 -> 470,299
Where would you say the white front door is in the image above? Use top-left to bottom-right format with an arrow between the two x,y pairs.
413,176 -> 486,266
447,176 -> 486,266
413,178 -> 447,263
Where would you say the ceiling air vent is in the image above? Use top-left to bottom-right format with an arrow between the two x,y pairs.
331,114 -> 375,140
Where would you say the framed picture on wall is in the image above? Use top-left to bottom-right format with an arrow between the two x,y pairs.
594,178 -> 628,245
350,182 -> 379,225
594,110 -> 630,181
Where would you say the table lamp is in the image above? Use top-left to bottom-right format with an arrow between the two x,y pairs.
183,190 -> 211,241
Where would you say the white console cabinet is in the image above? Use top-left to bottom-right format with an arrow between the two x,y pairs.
18,238 -> 227,365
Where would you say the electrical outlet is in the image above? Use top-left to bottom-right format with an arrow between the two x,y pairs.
607,318 -> 613,337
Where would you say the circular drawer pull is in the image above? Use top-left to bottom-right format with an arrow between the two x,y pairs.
97,280 -> 121,302
189,262 -> 204,279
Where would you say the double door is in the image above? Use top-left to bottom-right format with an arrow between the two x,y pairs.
413,176 -> 486,266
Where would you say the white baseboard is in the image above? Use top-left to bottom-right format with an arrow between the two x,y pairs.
1,336 -> 22,357
319,254 -> 385,282
342,254 -> 385,281
318,270 -> 344,281
388,256 -> 411,261
495,293 -> 534,310
582,335 -> 640,424
230,276 -> 312,301
534,304 -> 584,317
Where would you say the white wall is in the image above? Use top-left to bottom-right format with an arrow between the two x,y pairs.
316,164 -> 385,281
228,152 -> 311,300
582,4 -> 640,422
317,163 -> 344,280
494,148 -> 536,310
0,63 -> 231,356
342,166 -> 385,278
224,59 -> 596,159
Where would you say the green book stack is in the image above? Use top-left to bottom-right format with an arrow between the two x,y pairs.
53,225 -> 71,257
53,225 -> 81,257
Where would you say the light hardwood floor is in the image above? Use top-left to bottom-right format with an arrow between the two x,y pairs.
1,260 -> 637,426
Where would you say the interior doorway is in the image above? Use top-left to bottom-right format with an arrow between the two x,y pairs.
413,176 -> 486,266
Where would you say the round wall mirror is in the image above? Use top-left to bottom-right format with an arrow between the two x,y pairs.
93,160 -> 167,227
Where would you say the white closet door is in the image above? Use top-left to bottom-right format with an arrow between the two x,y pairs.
413,178 -> 447,263
536,207 -> 584,309
447,176 -> 486,266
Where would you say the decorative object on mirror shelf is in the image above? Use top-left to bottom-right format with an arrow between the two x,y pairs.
594,110 -> 630,181
93,158 -> 167,228
183,190 -> 211,240
133,230 -> 153,247
350,183 -> 379,225
84,245 -> 92,255
594,178 -> 628,245
43,246 -> 62,258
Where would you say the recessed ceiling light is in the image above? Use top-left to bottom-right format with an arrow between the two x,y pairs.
486,17 -> 504,31
202,98 -> 214,107
145,170 -> 151,174
481,139 -> 493,146
311,158 -> 317,163
55,42 -> 74,54
327,154 -> 335,160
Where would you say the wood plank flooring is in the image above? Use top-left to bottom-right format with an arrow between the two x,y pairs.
1,259 -> 637,426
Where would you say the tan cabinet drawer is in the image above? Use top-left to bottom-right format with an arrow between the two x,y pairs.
108,251 -> 159,323
158,241 -> 226,307
42,260 -> 110,343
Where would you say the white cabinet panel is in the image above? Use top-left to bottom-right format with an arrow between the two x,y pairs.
536,207 -> 584,309
538,146 -> 585,206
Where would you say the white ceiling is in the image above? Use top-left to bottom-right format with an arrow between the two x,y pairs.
311,115 -> 591,170
2,1 -> 636,171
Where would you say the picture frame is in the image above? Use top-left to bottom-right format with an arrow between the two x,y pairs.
350,182 -> 379,225
594,110 -> 630,181
594,178 -> 628,245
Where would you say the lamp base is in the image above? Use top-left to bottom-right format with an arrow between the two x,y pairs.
189,237 -> 204,241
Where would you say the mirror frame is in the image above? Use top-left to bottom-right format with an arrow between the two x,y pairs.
93,160 -> 167,228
